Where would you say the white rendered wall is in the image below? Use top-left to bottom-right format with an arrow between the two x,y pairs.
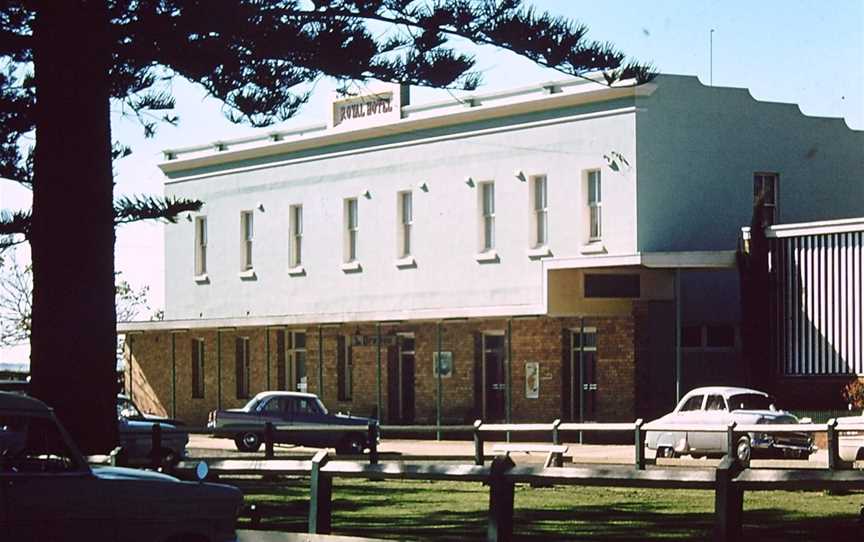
163,104 -> 638,322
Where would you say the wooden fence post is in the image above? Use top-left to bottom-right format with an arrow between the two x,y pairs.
474,420 -> 484,466
634,419 -> 645,470
827,419 -> 840,470
368,422 -> 379,465
725,422 -> 737,462
713,455 -> 743,542
150,423 -> 162,469
308,450 -> 332,535
264,422 -> 275,459
487,454 -> 516,542
552,419 -> 563,467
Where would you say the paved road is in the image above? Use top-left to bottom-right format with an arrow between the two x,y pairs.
188,434 -> 832,468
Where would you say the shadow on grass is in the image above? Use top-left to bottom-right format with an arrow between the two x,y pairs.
232,479 -> 864,541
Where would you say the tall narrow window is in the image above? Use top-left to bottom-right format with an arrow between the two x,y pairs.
587,170 -> 602,241
289,331 -> 307,392
398,191 -> 413,258
235,336 -> 250,399
194,216 -> 207,276
344,198 -> 358,262
240,211 -> 254,271
191,338 -> 205,399
753,172 -> 779,226
531,176 -> 548,247
480,182 -> 495,251
337,335 -> 353,401
276,330 -> 307,391
289,205 -> 303,268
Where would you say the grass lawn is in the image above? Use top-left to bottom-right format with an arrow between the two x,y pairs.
236,478 -> 864,541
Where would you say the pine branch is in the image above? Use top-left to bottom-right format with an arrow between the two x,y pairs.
113,194 -> 203,225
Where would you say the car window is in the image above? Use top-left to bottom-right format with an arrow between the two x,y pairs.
679,395 -> 704,412
294,398 -> 320,414
0,414 -> 80,473
728,393 -> 772,411
705,395 -> 726,411
261,398 -> 284,413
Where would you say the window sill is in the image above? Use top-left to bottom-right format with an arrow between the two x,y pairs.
580,242 -> 607,255
288,265 -> 306,277
341,261 -> 362,273
238,269 -> 257,280
475,250 -> 500,263
193,274 -> 210,284
395,256 -> 416,269
527,246 -> 552,259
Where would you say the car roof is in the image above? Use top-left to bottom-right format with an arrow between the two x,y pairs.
0,390 -> 52,412
684,386 -> 768,398
252,390 -> 319,400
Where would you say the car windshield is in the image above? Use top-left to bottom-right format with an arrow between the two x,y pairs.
727,393 -> 772,411
314,397 -> 328,415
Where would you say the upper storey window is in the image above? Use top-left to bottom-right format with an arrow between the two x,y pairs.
194,216 -> 207,276
587,170 -> 602,242
479,181 -> 495,252
240,210 -> 254,272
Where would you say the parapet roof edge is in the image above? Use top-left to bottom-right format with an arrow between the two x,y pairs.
159,74 -> 651,176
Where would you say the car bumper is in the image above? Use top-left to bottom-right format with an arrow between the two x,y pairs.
751,434 -> 816,455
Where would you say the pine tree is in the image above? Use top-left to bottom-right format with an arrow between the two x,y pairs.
0,0 -> 652,453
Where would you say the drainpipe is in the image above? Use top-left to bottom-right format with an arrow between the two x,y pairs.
376,322 -> 382,422
217,329 -> 223,410
171,332 -> 177,419
318,327 -> 324,399
265,328 -> 271,390
436,321 -> 443,441
675,269 -> 682,404
506,319 -> 513,438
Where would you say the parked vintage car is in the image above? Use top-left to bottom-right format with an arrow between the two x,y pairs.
0,391 -> 242,541
208,391 -> 376,454
836,413 -> 864,462
645,386 -> 815,461
117,394 -> 189,467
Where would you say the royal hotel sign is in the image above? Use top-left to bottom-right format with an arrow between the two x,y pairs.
329,83 -> 409,130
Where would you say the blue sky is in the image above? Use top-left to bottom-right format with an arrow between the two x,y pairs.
1,1 -> 862,362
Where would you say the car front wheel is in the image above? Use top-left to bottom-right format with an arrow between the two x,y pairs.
736,436 -> 752,462
235,432 -> 262,452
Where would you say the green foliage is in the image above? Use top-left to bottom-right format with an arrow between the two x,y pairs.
841,378 -> 864,409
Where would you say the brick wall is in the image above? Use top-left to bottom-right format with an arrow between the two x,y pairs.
126,314 -> 639,427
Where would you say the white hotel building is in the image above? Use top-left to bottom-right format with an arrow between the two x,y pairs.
120,74 -> 864,426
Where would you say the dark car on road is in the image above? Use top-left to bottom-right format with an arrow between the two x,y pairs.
0,391 -> 242,541
208,391 -> 376,454
117,394 -> 189,467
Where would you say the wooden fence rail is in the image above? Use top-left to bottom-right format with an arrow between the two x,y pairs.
167,417 -> 864,471
174,449 -> 864,542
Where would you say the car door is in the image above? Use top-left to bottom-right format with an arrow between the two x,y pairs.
673,394 -> 704,452
688,394 -> 727,452
3,413 -> 115,541
257,397 -> 290,444
286,397 -> 330,448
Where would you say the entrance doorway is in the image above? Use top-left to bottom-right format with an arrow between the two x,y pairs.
563,327 -> 597,422
483,333 -> 506,421
387,334 -> 415,423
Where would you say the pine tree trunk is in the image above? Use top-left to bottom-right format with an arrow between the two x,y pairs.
30,2 -> 117,454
